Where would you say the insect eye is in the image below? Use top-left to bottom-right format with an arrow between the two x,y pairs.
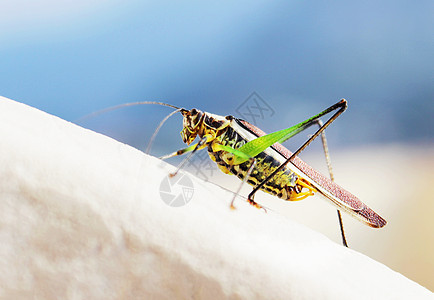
191,108 -> 198,115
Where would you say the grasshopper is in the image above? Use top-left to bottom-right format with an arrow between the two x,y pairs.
81,99 -> 386,246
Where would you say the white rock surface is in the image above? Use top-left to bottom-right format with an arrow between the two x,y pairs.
0,96 -> 432,299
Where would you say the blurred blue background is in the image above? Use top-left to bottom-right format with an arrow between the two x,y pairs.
2,1 -> 434,291
1,0 -> 433,152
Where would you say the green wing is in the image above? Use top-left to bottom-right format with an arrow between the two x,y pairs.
233,106 -> 334,164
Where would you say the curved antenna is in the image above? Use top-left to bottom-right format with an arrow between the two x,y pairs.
75,101 -> 181,123
145,108 -> 183,154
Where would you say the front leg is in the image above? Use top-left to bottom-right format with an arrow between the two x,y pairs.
160,135 -> 213,177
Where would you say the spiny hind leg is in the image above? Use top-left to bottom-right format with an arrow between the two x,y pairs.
315,119 -> 348,247
247,100 -> 347,204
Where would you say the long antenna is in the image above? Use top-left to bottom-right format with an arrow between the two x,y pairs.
75,101 -> 180,123
145,108 -> 182,154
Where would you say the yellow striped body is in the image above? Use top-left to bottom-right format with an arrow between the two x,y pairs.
206,118 -> 313,201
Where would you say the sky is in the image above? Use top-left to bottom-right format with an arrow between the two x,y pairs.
1,0 -> 433,153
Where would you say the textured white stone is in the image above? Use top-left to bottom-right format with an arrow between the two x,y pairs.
0,96 -> 432,299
